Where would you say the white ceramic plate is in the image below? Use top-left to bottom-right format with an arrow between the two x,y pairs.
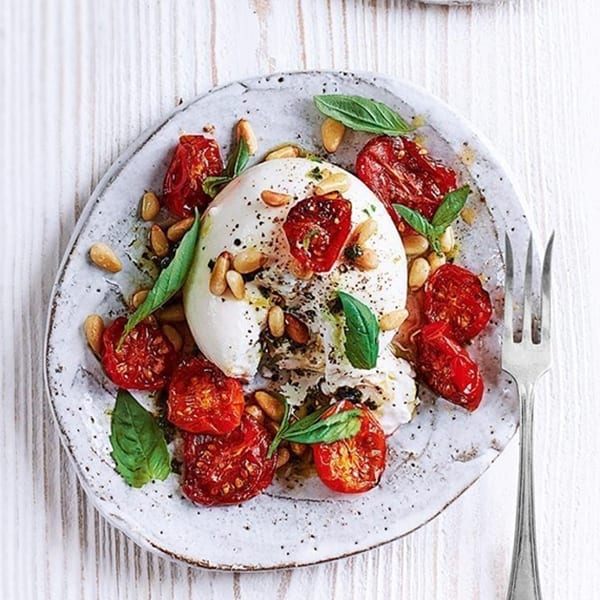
45,71 -> 527,570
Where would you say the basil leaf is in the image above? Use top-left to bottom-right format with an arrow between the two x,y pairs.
281,409 -> 361,444
431,185 -> 471,229
202,138 -> 250,199
337,291 -> 380,369
314,94 -> 411,135
202,175 -> 232,199
109,389 -> 171,488
121,212 -> 200,341
393,204 -> 441,253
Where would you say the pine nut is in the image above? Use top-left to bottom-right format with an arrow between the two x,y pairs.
233,248 -> 267,274
439,226 -> 455,253
225,270 -> 245,300
156,304 -> 186,322
265,419 -> 280,437
461,206 -> 477,225
140,191 -> 160,221
265,145 -> 299,161
161,324 -> 183,352
260,189 -> 291,207
289,442 -> 306,457
284,313 -> 310,345
167,217 -> 195,242
131,289 -> 149,308
84,314 -> 104,355
354,218 -> 378,245
89,243 -> 122,273
409,257 -> 431,289
403,235 -> 429,256
236,118 -> 258,155
268,305 -> 285,338
379,308 -> 409,332
427,251 -> 446,273
209,252 -> 231,296
254,390 -> 285,422
276,447 -> 291,469
321,118 -> 346,153
315,172 -> 350,195
354,248 -> 380,271
290,259 -> 314,280
177,322 -> 197,355
245,404 -> 265,423
150,224 -> 169,258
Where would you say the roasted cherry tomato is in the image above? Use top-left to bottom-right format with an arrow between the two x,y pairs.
415,322 -> 484,411
101,317 -> 178,391
423,264 -> 492,343
167,356 -> 244,434
181,414 -> 277,506
283,192 -> 352,272
312,401 -> 387,494
356,135 -> 457,229
162,135 -> 223,218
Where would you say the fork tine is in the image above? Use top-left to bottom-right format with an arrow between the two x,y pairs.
540,232 -> 554,343
522,235 -> 533,342
504,234 -> 514,343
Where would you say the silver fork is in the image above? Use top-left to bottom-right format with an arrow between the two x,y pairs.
503,233 -> 554,600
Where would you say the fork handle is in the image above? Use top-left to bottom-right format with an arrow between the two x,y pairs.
506,382 -> 543,600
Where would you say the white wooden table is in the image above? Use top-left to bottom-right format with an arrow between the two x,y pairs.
2,1 -> 598,598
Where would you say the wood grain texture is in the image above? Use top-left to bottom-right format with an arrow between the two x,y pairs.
1,0 -> 598,598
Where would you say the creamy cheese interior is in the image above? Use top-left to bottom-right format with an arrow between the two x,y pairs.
183,158 -> 417,432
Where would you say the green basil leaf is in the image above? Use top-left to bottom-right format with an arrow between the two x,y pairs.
226,137 -> 250,178
109,389 -> 171,488
393,204 -> 442,253
202,175 -> 232,198
121,212 -> 200,341
431,185 -> 471,229
337,291 -> 380,369
281,409 -> 361,444
314,94 -> 411,135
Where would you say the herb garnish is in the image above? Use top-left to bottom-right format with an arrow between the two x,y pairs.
394,185 -> 470,253
337,290 -> 380,370
110,389 -> 171,488
267,397 -> 362,458
119,212 -> 200,345
202,137 -> 250,198
314,94 -> 412,136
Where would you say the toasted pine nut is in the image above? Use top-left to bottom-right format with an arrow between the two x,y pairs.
265,419 -> 280,437
254,390 -> 285,422
260,189 -> 292,207
409,257 -> 431,289
354,218 -> 378,245
284,314 -> 310,345
89,243 -> 122,273
379,308 -> 409,332
131,289 -> 149,308
354,248 -> 380,271
315,172 -> 350,195
289,442 -> 306,457
150,224 -> 169,258
268,305 -> 285,338
140,191 -> 160,221
225,270 -> 245,300
265,145 -> 299,161
161,324 -> 183,352
84,314 -> 104,355
290,259 -> 314,280
461,206 -> 477,225
156,304 -> 186,323
403,235 -> 429,256
321,117 -> 345,153
236,118 -> 258,155
276,447 -> 291,469
439,226 -> 455,254
233,248 -> 267,274
177,322 -> 197,355
209,252 -> 231,296
167,217 -> 195,242
427,251 -> 446,273
245,404 -> 265,423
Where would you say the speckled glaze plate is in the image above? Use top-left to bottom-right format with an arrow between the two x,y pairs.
45,71 -> 527,570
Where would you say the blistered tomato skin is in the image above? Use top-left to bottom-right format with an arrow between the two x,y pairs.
423,264 -> 492,343
167,356 -> 244,434
356,135 -> 457,229
101,317 -> 178,391
283,192 -> 353,272
162,135 -> 223,218
181,414 -> 277,506
312,401 -> 387,494
415,322 -> 484,411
